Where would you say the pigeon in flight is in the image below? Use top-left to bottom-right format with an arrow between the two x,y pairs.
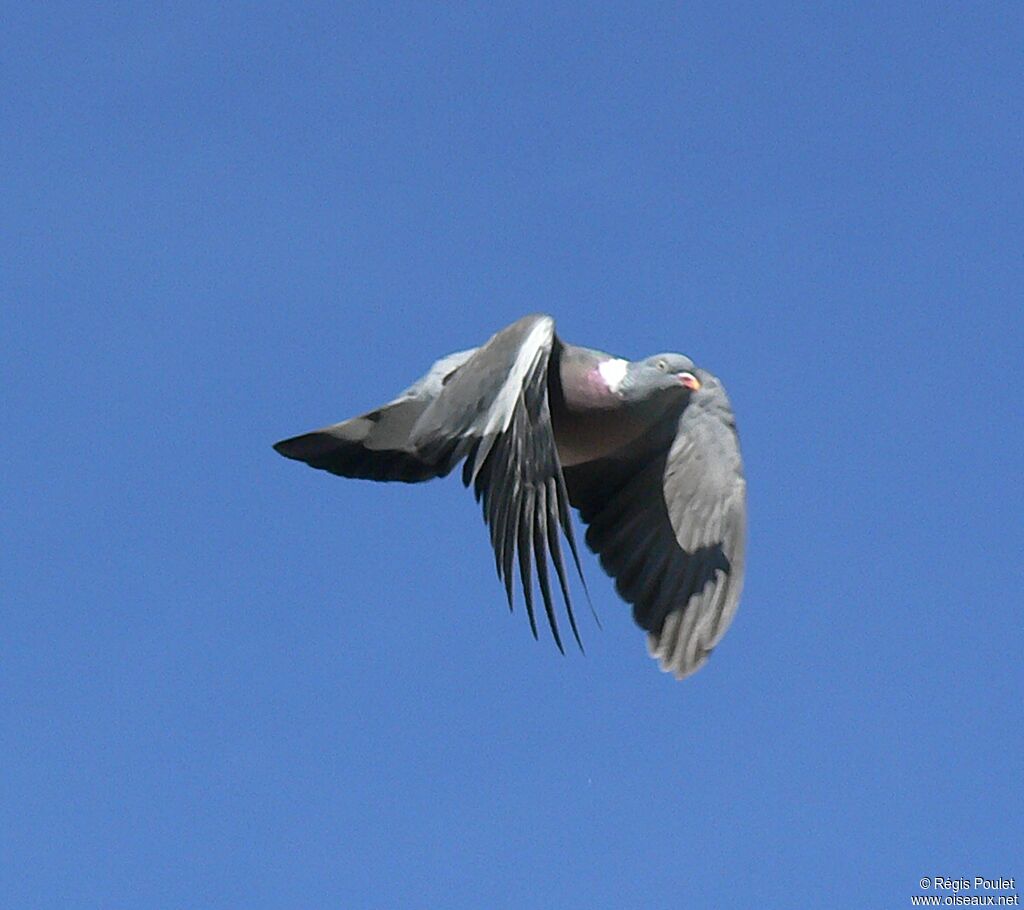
274,314 -> 746,679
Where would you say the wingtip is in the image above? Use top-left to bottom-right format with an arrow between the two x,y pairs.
646,631 -> 711,680
271,431 -> 327,462
273,433 -> 311,459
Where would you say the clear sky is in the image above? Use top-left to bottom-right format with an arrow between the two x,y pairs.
4,3 -> 1022,908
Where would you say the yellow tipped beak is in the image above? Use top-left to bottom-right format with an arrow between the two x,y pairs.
679,372 -> 701,391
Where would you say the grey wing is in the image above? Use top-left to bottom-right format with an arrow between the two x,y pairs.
565,395 -> 746,678
273,348 -> 479,483
399,348 -> 479,399
410,314 -> 587,652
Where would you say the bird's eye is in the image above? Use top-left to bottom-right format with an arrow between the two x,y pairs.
656,359 -> 667,371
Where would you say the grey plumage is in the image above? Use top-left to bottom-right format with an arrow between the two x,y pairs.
273,314 -> 746,679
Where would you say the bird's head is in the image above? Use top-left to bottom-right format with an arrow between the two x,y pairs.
618,353 -> 702,402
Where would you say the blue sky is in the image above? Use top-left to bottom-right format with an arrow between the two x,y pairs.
4,3 -> 1022,907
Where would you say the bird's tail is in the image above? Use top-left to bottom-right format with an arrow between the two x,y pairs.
273,398 -> 456,483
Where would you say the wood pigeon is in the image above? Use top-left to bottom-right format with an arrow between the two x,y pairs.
274,314 -> 746,679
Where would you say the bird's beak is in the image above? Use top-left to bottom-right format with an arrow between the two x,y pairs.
678,371 -> 701,391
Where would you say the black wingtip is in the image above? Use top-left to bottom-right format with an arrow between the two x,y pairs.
273,434 -> 314,460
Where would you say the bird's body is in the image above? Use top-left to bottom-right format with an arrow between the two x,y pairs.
549,349 -> 651,466
274,315 -> 746,679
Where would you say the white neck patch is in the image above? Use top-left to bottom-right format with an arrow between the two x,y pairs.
597,358 -> 629,393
